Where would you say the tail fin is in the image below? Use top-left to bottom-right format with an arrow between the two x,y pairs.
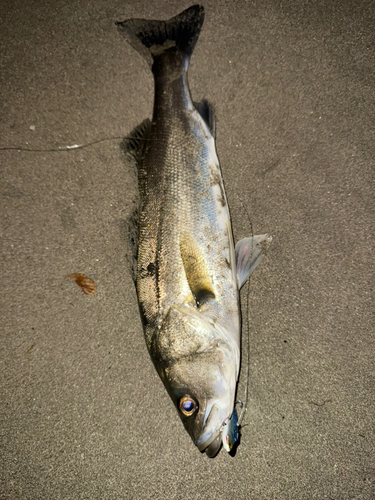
116,5 -> 204,67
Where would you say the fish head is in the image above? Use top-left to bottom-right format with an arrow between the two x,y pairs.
151,304 -> 239,457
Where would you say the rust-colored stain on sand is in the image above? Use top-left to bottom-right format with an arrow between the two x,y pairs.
66,273 -> 96,295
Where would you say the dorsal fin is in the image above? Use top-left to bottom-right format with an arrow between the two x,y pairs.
194,99 -> 215,137
179,234 -> 215,307
121,118 -> 151,162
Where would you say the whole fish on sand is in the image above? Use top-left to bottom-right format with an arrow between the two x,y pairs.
117,4 -> 271,457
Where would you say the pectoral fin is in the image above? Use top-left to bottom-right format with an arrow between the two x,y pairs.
235,234 -> 272,289
180,234 -> 215,307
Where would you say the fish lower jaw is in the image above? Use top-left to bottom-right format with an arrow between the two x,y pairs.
195,430 -> 220,452
195,417 -> 227,455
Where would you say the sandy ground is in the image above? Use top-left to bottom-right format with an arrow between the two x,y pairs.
1,1 -> 374,499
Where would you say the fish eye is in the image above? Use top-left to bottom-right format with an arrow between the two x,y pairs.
179,396 -> 198,416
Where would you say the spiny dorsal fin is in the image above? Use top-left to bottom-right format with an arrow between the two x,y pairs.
123,206 -> 139,283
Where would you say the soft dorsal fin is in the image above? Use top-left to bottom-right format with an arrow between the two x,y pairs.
121,118 -> 151,162
235,234 -> 272,288
179,234 -> 215,307
194,99 -> 215,137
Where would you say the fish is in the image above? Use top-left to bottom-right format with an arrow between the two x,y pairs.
117,5 -> 271,457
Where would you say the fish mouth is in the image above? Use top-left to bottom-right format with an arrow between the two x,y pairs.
196,429 -> 220,452
196,430 -> 223,458
204,435 -> 222,458
195,403 -> 227,457
195,405 -> 240,457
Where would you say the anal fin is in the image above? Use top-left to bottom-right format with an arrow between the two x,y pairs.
194,99 -> 215,138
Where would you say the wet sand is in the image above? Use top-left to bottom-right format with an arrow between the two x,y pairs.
1,1 -> 373,498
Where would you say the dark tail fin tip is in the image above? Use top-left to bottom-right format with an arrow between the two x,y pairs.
117,5 -> 205,60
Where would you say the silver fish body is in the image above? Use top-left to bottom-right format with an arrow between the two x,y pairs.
117,5 -> 270,457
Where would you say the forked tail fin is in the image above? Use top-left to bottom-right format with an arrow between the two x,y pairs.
116,5 -> 205,67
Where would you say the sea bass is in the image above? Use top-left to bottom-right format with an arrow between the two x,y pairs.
117,5 -> 271,457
